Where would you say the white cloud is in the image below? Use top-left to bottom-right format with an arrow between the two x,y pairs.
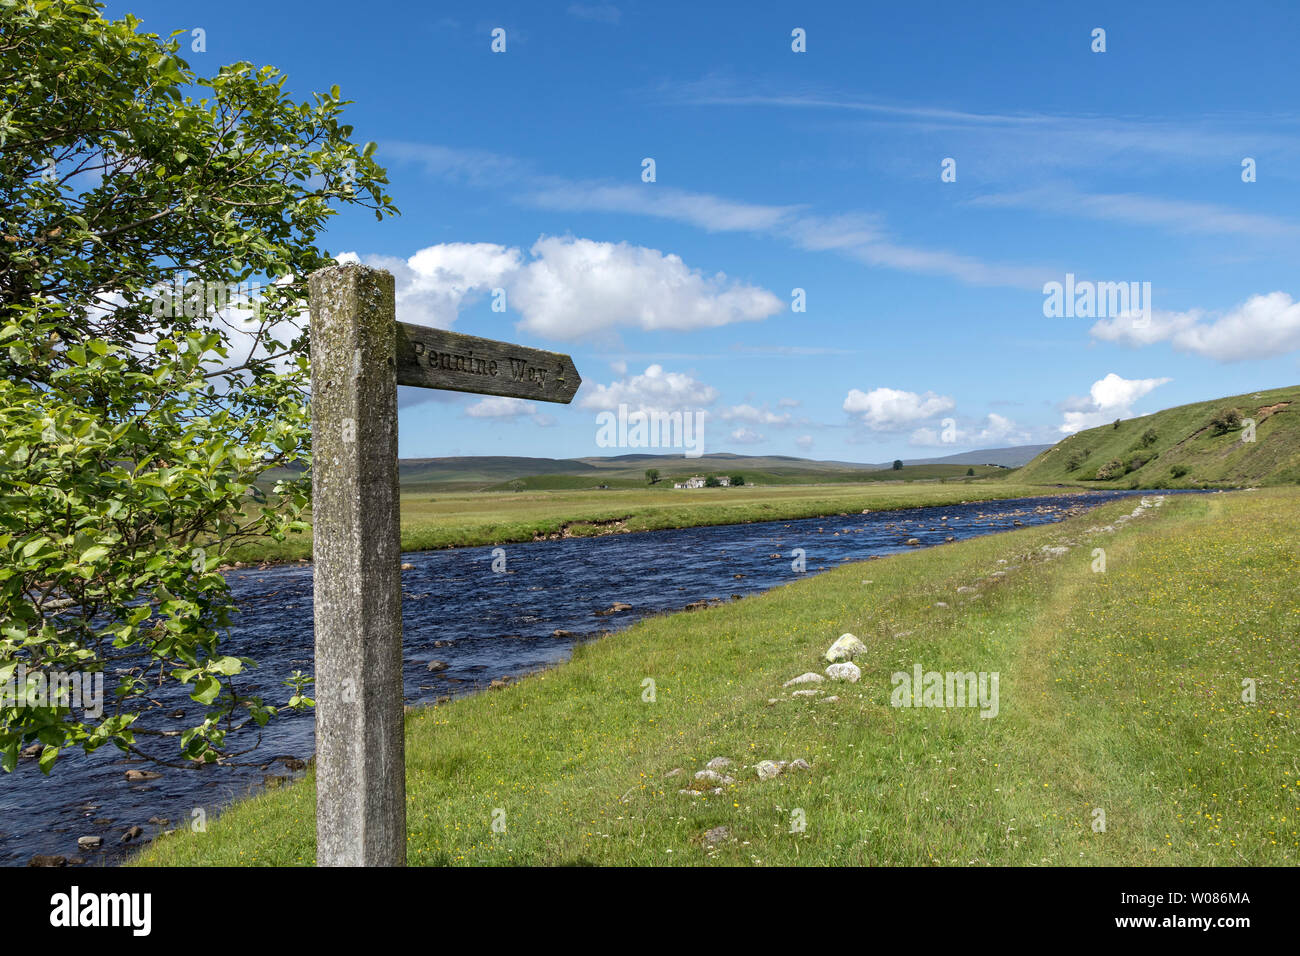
843,387 -> 956,430
778,397 -> 802,407
567,3 -> 621,23
578,364 -> 719,414
1090,292 -> 1300,361
970,187 -> 1300,239
794,434 -> 814,450
346,237 -> 782,341
511,237 -> 783,339
464,395 -> 554,426
729,427 -> 765,444
342,243 -> 520,330
720,403 -> 792,425
908,413 -> 1032,448
528,184 -> 799,233
1059,373 -> 1171,434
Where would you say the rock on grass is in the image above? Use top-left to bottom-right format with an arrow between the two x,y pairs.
824,633 -> 867,663
825,662 -> 861,683
782,672 -> 824,688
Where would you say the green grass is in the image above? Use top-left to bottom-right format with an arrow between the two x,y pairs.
1016,383 -> 1300,488
137,487 -> 1300,866
225,479 -> 1046,563
477,463 -> 1010,491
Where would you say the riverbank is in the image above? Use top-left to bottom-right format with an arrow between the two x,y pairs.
136,486 -> 1298,866
227,480 -> 1064,563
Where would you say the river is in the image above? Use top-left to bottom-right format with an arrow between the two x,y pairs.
1,488 -> 1175,865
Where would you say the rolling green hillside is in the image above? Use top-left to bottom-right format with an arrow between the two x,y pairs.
478,462 -> 1009,492
1016,384 -> 1300,488
264,448 -> 1042,494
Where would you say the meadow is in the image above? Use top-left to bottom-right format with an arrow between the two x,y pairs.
137,487 -> 1299,866
229,478 -> 1048,563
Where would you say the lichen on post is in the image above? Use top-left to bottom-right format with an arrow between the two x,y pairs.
307,263 -> 405,867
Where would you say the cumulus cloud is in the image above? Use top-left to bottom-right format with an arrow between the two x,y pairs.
340,244 -> 520,330
720,403 -> 792,425
794,434 -> 814,450
909,412 -> 1033,447
1090,292 -> 1300,362
510,237 -> 783,339
729,427 -> 765,444
1059,372 -> 1171,434
346,237 -> 783,341
463,395 -> 554,426
578,364 -> 719,414
843,387 -> 956,430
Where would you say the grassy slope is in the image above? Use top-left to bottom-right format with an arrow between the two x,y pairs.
476,463 -> 1008,492
1016,383 -> 1300,488
226,480 -> 1043,562
138,487 -> 1299,866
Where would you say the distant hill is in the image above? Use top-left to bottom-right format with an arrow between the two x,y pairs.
906,445 -> 1051,467
266,446 -> 1049,493
383,446 -> 1046,492
1015,384 -> 1300,488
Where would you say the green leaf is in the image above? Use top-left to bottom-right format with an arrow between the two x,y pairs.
79,544 -> 110,564
191,675 -> 220,705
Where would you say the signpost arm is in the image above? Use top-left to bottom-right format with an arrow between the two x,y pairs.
308,264 -> 406,867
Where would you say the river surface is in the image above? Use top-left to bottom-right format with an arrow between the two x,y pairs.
1,489 -> 1176,865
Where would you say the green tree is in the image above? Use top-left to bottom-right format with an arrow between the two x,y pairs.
729,474 -> 744,486
645,468 -> 659,484
0,0 -> 397,773
704,475 -> 721,487
965,467 -> 975,476
1210,408 -> 1243,436
892,459 -> 903,471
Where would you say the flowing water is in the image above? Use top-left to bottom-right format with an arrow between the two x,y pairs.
1,489 -> 1177,865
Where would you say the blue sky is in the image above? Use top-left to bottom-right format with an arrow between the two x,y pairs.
112,0 -> 1300,461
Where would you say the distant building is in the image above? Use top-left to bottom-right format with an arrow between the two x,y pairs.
674,476 -> 706,489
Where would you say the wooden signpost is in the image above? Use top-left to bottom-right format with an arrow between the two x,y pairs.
306,263 -> 580,866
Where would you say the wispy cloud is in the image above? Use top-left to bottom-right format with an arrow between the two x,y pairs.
970,186 -> 1300,239
384,141 -> 1050,290
658,75 -> 1300,170
566,3 -> 621,24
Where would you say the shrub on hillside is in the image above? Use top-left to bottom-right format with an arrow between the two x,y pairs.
1210,408 -> 1243,435
1094,458 -> 1126,480
1140,428 -> 1159,447
1170,465 -> 1189,478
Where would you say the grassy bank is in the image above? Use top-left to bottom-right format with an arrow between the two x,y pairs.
227,480 -> 1052,563
138,487 -> 1299,865
1015,383 -> 1300,488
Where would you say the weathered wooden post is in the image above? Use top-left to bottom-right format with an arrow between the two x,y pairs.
307,262 -> 581,867
308,264 -> 405,866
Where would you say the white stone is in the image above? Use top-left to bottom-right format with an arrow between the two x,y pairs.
693,769 -> 735,787
825,662 -> 861,683
783,672 -> 824,687
824,633 -> 867,663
